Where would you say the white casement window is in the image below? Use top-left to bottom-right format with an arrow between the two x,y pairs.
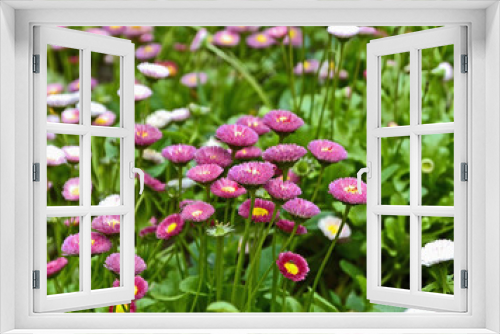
32,26 -> 140,312
366,26 -> 467,312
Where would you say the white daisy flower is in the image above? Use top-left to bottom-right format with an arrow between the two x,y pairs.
47,92 -> 79,108
137,62 -> 170,79
318,215 -> 351,240
167,178 -> 196,190
170,108 -> 191,122
76,101 -> 107,117
143,149 -> 164,164
98,194 -> 121,206
146,109 -> 172,128
46,145 -> 67,166
421,239 -> 454,267
435,62 -> 454,82
327,26 -> 360,39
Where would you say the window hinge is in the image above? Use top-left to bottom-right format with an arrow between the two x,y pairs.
461,270 -> 468,289
33,270 -> 40,289
33,163 -> 40,182
33,54 -> 40,73
461,162 -> 468,181
461,54 -> 468,73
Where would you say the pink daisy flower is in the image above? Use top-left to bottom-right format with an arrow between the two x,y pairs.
216,124 -> 259,148
124,26 -> 153,38
137,62 -> 170,79
108,301 -> 137,313
139,33 -> 154,43
133,84 -> 152,101
262,144 -> 307,167
294,59 -> 320,75
282,198 -> 320,220
156,60 -> 179,77
104,253 -> 147,275
64,217 -> 79,227
238,198 -> 278,223
86,28 -> 110,36
68,78 -> 98,92
195,146 -> 232,168
276,219 -> 308,235
91,215 -> 121,235
226,26 -> 260,33
181,201 -> 215,223
62,177 -> 80,201
235,147 -> 262,160
47,115 -> 60,123
139,225 -> 157,238
47,83 -> 64,95
62,146 -> 79,163
93,111 -> 116,126
186,164 -> 224,184
181,72 -> 208,88
135,124 -> 163,147
162,144 -> 197,165
264,26 -> 288,39
179,199 -> 196,210
47,145 -> 67,166
246,32 -> 275,49
136,43 -> 161,60
236,116 -> 270,135
328,177 -> 367,205
61,108 -> 80,124
210,177 -> 247,199
308,140 -> 348,164
156,214 -> 185,239
264,178 -> 302,201
47,257 -> 68,277
283,27 -> 303,47
190,28 -> 208,51
212,30 -> 240,47
227,162 -> 275,186
113,276 -> 149,300
263,110 -> 304,134
142,172 -> 166,192
103,26 -> 126,36
61,232 -> 112,256
277,252 -> 309,282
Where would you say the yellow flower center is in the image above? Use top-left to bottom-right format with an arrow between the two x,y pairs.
344,185 -> 358,194
136,131 -> 148,138
48,87 -> 59,95
221,34 -> 234,44
256,34 -> 268,43
75,82 -> 80,90
106,219 -> 119,228
198,170 -> 211,175
134,285 -> 138,296
222,186 -> 236,193
327,225 -> 339,235
241,149 -> 247,154
192,210 -> 203,217
321,146 -> 333,152
252,207 -> 269,217
289,29 -> 296,38
188,76 -> 197,84
233,130 -> 244,137
166,223 -> 177,234
115,304 -> 129,313
277,116 -> 290,123
284,262 -> 299,275
95,116 -> 109,125
303,61 -> 310,70
91,239 -> 95,246
70,185 -> 80,196
144,45 -> 153,52
245,168 -> 260,175
110,26 -> 121,30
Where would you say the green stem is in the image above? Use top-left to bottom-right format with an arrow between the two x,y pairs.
150,250 -> 176,282
178,166 -> 183,204
191,226 -> 206,312
288,29 -> 298,113
216,236 -> 224,300
309,34 -> 333,125
270,232 -> 279,312
282,167 -> 289,182
311,165 -> 325,203
439,263 -> 449,294
329,41 -> 346,141
281,278 -> 289,312
315,50 -> 334,138
224,199 -> 231,224
305,204 -> 351,312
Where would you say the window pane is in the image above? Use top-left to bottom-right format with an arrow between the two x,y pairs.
421,216 -> 454,295
381,136 -> 410,205
380,52 -> 410,127
91,215 -> 120,290
47,134 -> 81,206
421,133 -> 454,206
91,137 -> 121,206
381,215 -> 410,290
421,45 -> 454,124
47,216 -> 80,295
90,52 -> 120,127
47,45 -> 80,125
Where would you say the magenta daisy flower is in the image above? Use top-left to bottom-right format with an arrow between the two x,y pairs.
162,144 -> 197,165
62,177 -> 80,201
47,145 -> 67,166
264,26 -> 288,39
262,144 -> 307,167
276,252 -> 309,282
108,301 -> 137,313
64,217 -> 79,227
283,27 -> 303,47
139,33 -> 154,43
186,164 -> 224,184
61,108 -> 80,124
139,225 -> 157,238
264,178 -> 302,201
216,124 -> 259,148
294,59 -> 320,75
124,26 -> 153,38
47,257 -> 68,277
226,26 -> 260,33
227,162 -> 275,186
194,146 -> 232,168
179,199 -> 196,210
61,232 -> 112,256
212,30 -> 240,47
210,177 -> 247,199
282,198 -> 320,220
246,32 -> 275,49
91,215 -> 121,235
263,110 -> 304,134
181,201 -> 215,223
135,124 -> 163,147
328,177 -> 367,205
92,111 -> 116,127
113,276 -> 149,300
156,214 -> 185,239
137,62 -> 170,79
62,146 -> 79,163
181,72 -> 208,88
277,170 -> 301,184
142,172 -> 166,192
136,43 -> 161,60
238,198 -> 278,223
308,140 -> 348,164
235,147 -> 262,160
103,26 -> 126,35
276,219 -> 307,235
104,253 -> 147,275
236,116 -> 270,135
190,28 -> 208,51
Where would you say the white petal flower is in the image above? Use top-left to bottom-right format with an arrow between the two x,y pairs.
327,26 -> 360,38
167,178 -> 196,190
99,194 -> 120,206
47,145 -> 67,166
146,109 -> 172,128
47,92 -> 79,108
436,62 -> 454,81
170,108 -> 191,122
76,101 -> 107,117
137,62 -> 170,79
202,136 -> 224,147
143,149 -> 164,164
421,239 -> 454,267
318,215 -> 351,240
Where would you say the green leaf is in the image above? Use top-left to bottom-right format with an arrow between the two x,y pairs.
371,303 -> 407,312
145,161 -> 167,178
345,291 -> 366,312
340,259 -> 364,279
206,301 -> 239,312
179,275 -> 208,296
312,292 -> 339,312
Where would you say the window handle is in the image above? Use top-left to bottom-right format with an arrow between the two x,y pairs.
129,162 -> 144,195
357,162 -> 371,194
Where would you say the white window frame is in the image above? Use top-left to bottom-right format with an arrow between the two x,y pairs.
1,1 -> 499,333
32,26 -> 136,312
366,26 -> 467,312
